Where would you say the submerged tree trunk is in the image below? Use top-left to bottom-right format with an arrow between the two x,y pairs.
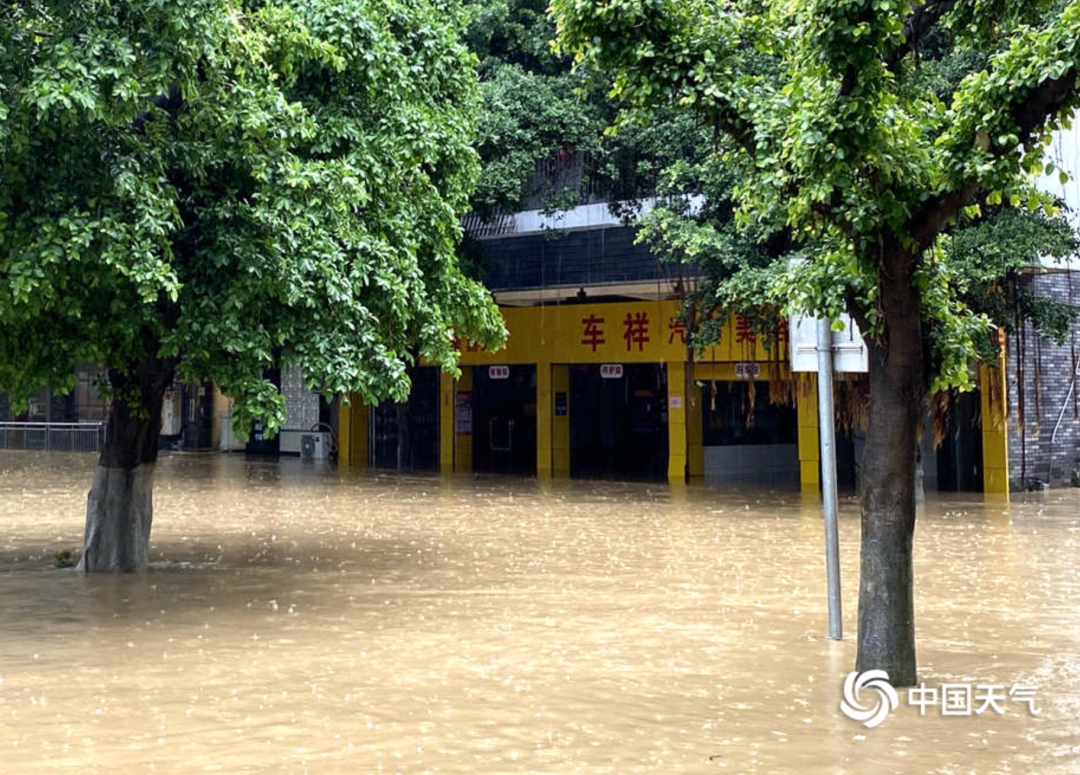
855,247 -> 925,687
77,357 -> 175,573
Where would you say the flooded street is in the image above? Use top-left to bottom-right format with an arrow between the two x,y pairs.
0,452 -> 1078,774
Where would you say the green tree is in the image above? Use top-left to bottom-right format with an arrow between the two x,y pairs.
464,0 -> 600,216
635,22 -> 1079,360
948,207 -> 1078,358
553,0 -> 1080,685
0,0 -> 504,572
637,143 -> 1079,364
462,0 -> 710,218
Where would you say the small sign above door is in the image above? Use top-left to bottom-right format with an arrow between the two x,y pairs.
734,362 -> 762,380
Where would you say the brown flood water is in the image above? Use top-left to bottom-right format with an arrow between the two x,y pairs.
0,451 -> 1078,774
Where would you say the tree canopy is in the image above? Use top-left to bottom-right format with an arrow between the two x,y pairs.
556,0 -> 1080,389
0,0 -> 505,434
553,0 -> 1080,685
463,0 -> 1077,370
462,0 -> 710,217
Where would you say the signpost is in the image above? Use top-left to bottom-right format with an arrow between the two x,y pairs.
816,320 -> 843,640
792,314 -> 868,641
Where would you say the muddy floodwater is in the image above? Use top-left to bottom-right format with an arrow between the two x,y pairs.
0,452 -> 1078,774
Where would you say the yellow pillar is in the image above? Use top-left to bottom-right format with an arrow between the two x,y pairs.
980,349 -> 1010,498
537,362 -> 552,477
339,392 -> 368,469
667,362 -> 687,484
338,397 -> 351,466
440,371 -> 454,473
797,373 -> 820,492
454,367 -> 473,473
552,365 -> 570,477
687,367 -> 704,481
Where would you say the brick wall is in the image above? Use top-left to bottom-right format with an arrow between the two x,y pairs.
1006,270 -> 1080,487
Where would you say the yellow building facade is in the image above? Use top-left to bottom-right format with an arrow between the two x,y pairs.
339,300 -> 1009,497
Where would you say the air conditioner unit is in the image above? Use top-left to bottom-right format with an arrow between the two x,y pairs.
300,432 -> 331,461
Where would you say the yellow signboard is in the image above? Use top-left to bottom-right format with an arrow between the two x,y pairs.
458,301 -> 783,365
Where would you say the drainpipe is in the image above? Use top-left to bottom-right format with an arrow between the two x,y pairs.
1048,357 -> 1080,484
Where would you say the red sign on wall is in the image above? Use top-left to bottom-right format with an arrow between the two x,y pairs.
581,314 -> 606,352
623,312 -> 650,351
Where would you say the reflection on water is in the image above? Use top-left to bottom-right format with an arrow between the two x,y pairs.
1,451 -> 1078,774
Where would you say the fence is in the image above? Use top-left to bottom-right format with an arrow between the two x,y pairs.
0,422 -> 105,453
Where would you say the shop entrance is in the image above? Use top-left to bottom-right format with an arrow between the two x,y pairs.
371,366 -> 440,472
834,387 -> 984,493
933,390 -> 984,492
472,365 -> 537,475
569,363 -> 668,481
699,380 -> 799,485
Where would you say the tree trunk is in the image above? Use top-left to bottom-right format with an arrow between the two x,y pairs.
914,445 -> 926,506
855,247 -> 925,687
77,358 -> 175,573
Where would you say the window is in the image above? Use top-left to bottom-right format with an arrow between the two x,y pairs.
74,368 -> 108,422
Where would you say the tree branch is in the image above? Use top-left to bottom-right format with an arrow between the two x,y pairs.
1013,69 -> 1078,142
909,182 -> 980,251
714,111 -> 756,156
131,87 -> 184,134
883,0 -> 958,70
908,67 -> 1078,251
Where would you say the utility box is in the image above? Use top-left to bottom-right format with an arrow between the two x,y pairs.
300,432 -> 332,461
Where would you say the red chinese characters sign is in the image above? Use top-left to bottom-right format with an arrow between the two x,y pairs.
452,302 -> 772,365
622,312 -> 650,351
452,336 -> 487,353
734,314 -> 789,346
735,314 -> 756,345
668,318 -> 688,345
581,314 -> 606,352
572,307 -> 689,359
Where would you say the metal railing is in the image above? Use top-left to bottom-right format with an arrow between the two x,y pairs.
0,422 -> 105,453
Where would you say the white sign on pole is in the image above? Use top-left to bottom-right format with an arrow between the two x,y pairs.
790,315 -> 868,373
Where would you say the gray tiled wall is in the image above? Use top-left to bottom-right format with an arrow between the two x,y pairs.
1006,271 -> 1080,487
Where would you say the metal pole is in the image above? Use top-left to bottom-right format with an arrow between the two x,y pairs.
816,318 -> 843,639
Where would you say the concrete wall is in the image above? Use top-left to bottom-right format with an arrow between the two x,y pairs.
279,366 -> 322,455
703,444 -> 800,486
